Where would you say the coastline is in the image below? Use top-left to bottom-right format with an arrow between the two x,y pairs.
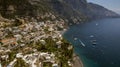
63,34 -> 84,67
62,26 -> 84,67
73,53 -> 84,67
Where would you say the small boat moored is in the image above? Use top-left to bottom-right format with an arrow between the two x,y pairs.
92,42 -> 97,45
91,40 -> 97,45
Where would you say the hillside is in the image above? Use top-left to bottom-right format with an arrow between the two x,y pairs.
0,0 -> 119,23
49,0 -> 120,24
0,0 -> 120,67
0,0 -> 74,67
87,3 -> 120,18
0,0 -> 51,18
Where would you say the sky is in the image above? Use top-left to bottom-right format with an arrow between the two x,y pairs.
87,0 -> 120,14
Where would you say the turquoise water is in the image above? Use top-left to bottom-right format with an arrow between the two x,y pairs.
64,18 -> 120,67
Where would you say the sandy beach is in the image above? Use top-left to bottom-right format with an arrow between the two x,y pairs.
73,53 -> 84,67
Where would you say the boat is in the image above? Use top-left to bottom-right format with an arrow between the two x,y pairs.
96,23 -> 98,26
90,35 -> 94,38
0,63 -> 1,67
91,40 -> 97,45
79,39 -> 86,47
92,42 -> 97,45
74,37 -> 78,40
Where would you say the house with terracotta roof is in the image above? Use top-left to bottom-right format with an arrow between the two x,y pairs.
1,38 -> 17,47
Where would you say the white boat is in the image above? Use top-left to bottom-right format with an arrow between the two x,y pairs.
90,35 -> 94,38
91,40 -> 97,45
0,63 -> 1,67
96,23 -> 98,26
74,37 -> 78,40
92,42 -> 97,45
79,40 -> 86,47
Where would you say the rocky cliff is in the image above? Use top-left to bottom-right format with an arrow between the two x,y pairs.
49,0 -> 120,23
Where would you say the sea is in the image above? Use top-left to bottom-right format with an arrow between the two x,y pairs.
64,18 -> 120,67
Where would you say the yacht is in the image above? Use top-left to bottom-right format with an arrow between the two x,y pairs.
79,39 -> 85,47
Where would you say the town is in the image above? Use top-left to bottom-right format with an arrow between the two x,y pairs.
0,13 -> 73,67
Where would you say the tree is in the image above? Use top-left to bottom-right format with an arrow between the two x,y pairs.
14,58 -> 29,67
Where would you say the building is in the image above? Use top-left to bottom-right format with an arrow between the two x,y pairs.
1,38 -> 17,47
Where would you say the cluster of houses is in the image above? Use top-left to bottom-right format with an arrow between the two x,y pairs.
7,52 -> 57,67
0,12 -> 72,67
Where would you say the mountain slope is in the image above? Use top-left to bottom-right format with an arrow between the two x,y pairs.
0,0 -> 119,24
49,0 -> 120,24
0,0 -> 51,18
49,0 -> 88,24
87,3 -> 120,18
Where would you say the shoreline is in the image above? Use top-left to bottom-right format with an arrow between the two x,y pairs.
73,53 -> 84,67
62,25 -> 84,67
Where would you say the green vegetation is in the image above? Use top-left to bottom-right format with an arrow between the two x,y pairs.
8,52 -> 16,62
44,37 -> 57,52
1,51 -> 16,66
57,39 -> 73,67
13,18 -> 23,26
0,0 -> 51,18
34,37 -> 73,66
21,37 -> 73,66
14,58 -> 29,67
0,42 -> 3,45
43,62 -> 52,67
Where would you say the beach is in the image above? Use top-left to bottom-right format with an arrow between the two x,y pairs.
73,53 -> 84,67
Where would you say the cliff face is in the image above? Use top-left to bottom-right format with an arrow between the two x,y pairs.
49,0 -> 88,23
63,0 -> 87,10
49,0 -> 119,23
0,0 -> 119,23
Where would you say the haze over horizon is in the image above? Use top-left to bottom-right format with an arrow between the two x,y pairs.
87,0 -> 120,14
